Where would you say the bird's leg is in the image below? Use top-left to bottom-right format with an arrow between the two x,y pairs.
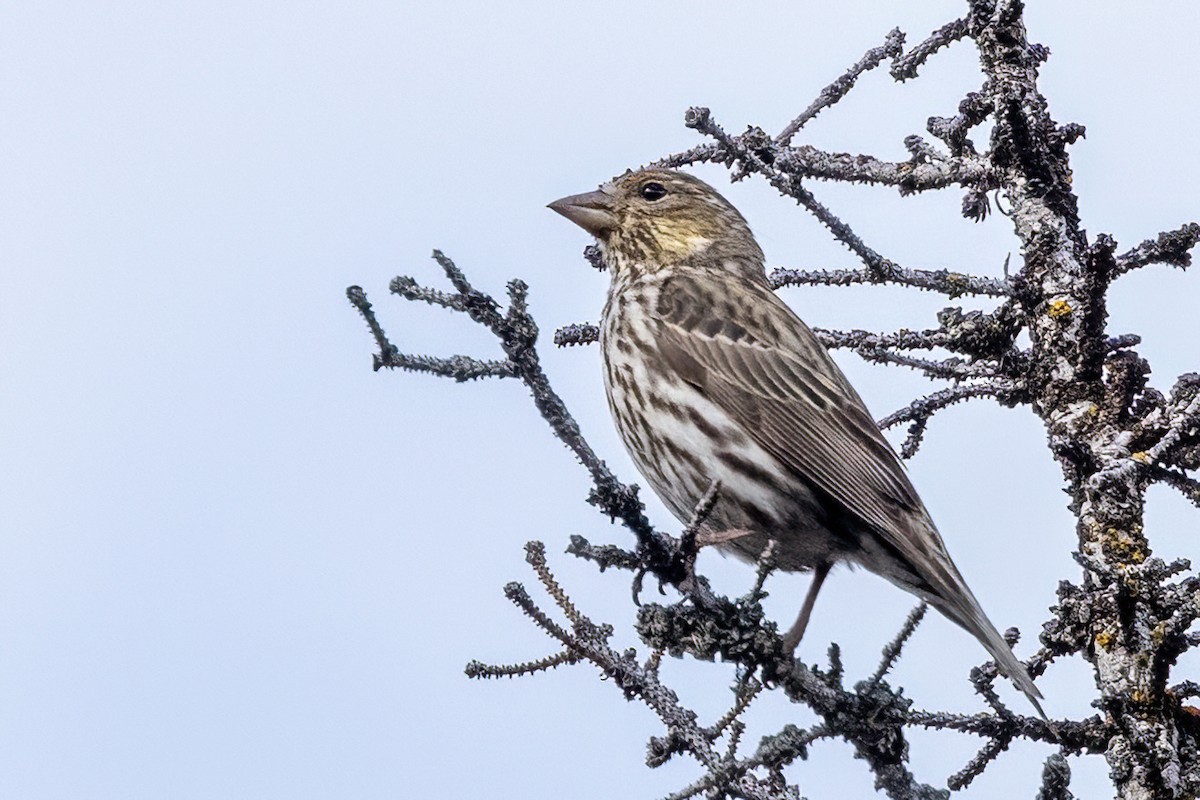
782,561 -> 831,652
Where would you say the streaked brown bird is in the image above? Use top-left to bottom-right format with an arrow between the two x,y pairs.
549,168 -> 1043,710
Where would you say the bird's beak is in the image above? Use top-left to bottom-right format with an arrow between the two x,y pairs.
547,189 -> 617,237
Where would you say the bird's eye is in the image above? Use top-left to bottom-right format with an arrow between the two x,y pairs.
640,182 -> 667,201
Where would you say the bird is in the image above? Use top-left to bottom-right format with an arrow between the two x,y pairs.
548,168 -> 1044,711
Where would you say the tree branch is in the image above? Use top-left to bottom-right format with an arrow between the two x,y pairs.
890,18 -> 970,80
770,265 -> 1012,297
1114,222 -> 1200,275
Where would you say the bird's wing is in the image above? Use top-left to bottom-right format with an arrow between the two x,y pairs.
653,270 -> 945,580
653,269 -> 1044,706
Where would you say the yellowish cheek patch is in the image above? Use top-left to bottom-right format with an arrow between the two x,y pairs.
675,234 -> 713,256
655,224 -> 714,258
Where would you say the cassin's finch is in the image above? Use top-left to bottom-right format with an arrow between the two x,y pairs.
550,169 -> 1043,712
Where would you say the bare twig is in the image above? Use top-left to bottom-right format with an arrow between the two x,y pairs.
1151,466 -> 1200,510
869,603 -> 927,686
1036,753 -> 1075,800
948,733 -> 1010,791
679,480 -> 722,558
853,348 -> 989,380
878,382 -> 1023,432
815,327 -> 953,351
464,650 -> 580,679
686,105 -> 991,195
891,18 -> 970,80
566,535 -> 641,572
554,322 -> 600,347
771,265 -> 1011,297
776,28 -> 906,145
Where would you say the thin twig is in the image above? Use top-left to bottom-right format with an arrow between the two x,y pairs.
869,603 -> 927,687
776,28 -> 906,145
464,651 -> 580,679
707,679 -> 764,741
1036,753 -> 1075,800
878,383 -> 1023,430
815,327 -> 952,351
526,541 -> 585,628
947,733 -> 1011,791
771,265 -> 1011,297
891,18 -> 970,80
554,322 -> 600,347
679,480 -> 722,558
1150,466 -> 1200,509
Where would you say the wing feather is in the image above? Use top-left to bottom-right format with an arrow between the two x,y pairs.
655,271 -> 928,562
651,269 -> 1043,705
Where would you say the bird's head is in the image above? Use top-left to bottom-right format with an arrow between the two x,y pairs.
549,169 -> 764,280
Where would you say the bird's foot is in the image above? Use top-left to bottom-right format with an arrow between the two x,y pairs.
694,527 -> 755,547
675,527 -> 754,611
677,570 -> 720,611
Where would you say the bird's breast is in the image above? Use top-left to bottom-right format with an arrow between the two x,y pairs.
599,288 -> 828,562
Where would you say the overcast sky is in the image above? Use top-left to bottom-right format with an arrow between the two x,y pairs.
3,2 -> 1199,798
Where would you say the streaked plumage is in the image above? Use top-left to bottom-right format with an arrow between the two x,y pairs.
549,169 -> 1042,709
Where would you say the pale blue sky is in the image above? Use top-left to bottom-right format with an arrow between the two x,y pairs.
2,2 -> 1198,798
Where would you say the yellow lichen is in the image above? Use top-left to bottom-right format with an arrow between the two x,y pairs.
1101,527 -> 1147,564
1095,631 -> 1114,650
942,273 -> 970,298
1131,451 -> 1151,464
1047,299 -> 1073,318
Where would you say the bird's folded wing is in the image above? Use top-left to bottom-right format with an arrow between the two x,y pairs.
654,272 -> 947,577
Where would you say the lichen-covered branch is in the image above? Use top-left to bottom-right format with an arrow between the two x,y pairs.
553,321 -> 600,347
891,18 -> 969,81
1036,753 -> 1075,800
1114,223 -> 1200,275
769,265 -> 1011,298
349,253 -> 674,577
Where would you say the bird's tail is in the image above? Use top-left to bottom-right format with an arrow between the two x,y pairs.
929,579 -> 1048,721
